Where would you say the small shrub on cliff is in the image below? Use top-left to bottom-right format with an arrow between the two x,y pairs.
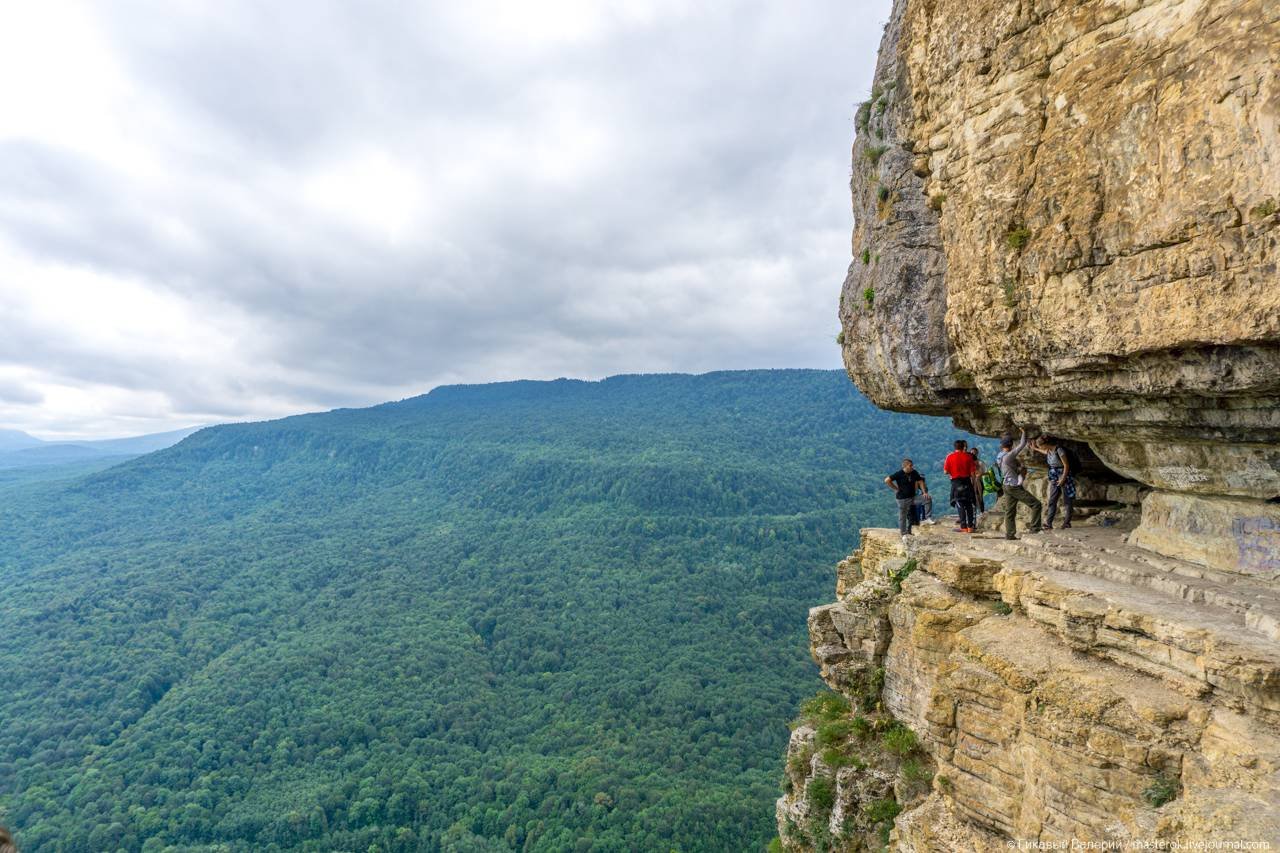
821,748 -> 866,770
929,193 -> 946,211
1143,772 -> 1180,808
869,666 -> 886,696
816,718 -> 857,748
835,330 -> 845,345
767,838 -> 784,853
863,287 -> 875,309
864,145 -> 888,166
1251,198 -> 1277,219
900,757 -> 932,784
807,775 -> 836,813
861,248 -> 871,265
788,744 -> 815,777
862,796 -> 901,824
881,722 -> 921,757
851,715 -> 873,739
801,690 -> 852,721
877,184 -> 890,203
1005,226 -> 1032,250
855,100 -> 872,133
1001,277 -> 1017,308
993,600 -> 1013,615
849,667 -> 886,712
889,558 -> 917,591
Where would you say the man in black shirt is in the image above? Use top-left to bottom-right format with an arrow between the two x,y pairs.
885,458 -> 933,538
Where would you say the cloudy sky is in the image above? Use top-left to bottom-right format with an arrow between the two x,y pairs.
0,1 -> 889,439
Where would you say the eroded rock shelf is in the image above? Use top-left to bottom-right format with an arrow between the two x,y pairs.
777,525 -> 1280,848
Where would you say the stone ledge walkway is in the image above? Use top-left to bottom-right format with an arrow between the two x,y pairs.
896,523 -> 1280,720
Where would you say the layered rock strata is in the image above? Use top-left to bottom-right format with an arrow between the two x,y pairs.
790,0 -> 1280,844
837,0 -> 1280,509
778,525 -> 1280,848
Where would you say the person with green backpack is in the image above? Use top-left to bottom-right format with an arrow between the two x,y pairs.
981,453 -> 1002,502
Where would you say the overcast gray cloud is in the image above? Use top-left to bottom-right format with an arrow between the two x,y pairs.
0,0 -> 890,439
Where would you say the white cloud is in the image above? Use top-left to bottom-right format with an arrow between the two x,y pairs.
0,0 -> 891,438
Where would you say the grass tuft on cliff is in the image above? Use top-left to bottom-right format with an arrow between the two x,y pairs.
1005,226 -> 1032,250
881,722 -> 922,756
1143,773 -> 1181,808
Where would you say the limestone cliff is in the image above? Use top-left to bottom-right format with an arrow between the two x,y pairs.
781,0 -> 1280,847
838,0 -> 1280,502
778,528 -> 1280,848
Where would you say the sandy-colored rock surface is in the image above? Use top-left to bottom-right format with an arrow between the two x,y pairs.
792,0 -> 1280,846
838,0 -> 1280,500
1130,490 -> 1280,578
779,527 -> 1280,849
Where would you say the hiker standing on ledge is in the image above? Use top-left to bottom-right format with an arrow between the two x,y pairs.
885,458 -> 933,539
996,429 -> 1043,540
1032,435 -> 1076,530
943,439 -> 979,532
969,446 -> 987,516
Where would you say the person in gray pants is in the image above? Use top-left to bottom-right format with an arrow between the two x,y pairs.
1032,435 -> 1076,529
996,430 -> 1042,540
885,458 -> 933,537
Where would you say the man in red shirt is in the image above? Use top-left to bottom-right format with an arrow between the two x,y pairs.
943,439 -> 979,531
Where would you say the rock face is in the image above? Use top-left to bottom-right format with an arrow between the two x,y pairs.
838,0 -> 1280,501
785,2 -> 1280,844
778,528 -> 1280,848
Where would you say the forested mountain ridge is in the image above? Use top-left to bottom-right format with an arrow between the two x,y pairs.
0,370 -> 965,852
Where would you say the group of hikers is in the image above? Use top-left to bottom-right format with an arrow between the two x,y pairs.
885,429 -> 1079,541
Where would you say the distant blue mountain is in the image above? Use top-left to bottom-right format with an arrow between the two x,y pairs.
0,428 -> 44,452
0,426 -> 201,470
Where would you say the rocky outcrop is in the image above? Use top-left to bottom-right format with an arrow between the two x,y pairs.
788,1 -> 1280,845
838,0 -> 1280,504
778,527 -> 1280,848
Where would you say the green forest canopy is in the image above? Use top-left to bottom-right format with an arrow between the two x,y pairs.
0,369 -> 974,852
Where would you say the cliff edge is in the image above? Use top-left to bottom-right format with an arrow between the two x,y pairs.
781,0 -> 1280,847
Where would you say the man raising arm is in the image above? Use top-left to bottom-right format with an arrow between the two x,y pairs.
996,429 -> 1043,540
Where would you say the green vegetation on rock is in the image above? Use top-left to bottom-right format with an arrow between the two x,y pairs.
1005,226 -> 1032,250
1143,773 -> 1181,808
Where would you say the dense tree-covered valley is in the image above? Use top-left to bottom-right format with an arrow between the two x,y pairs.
0,370 -> 965,852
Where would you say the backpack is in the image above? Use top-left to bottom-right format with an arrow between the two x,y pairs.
997,449 -> 1026,479
981,467 -> 1000,495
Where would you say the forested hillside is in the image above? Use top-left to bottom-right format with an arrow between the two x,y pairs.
0,370 -> 966,852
